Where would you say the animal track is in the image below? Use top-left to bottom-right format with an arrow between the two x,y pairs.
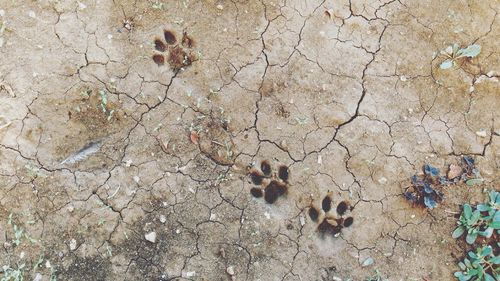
308,192 -> 354,237
152,30 -> 197,71
248,160 -> 290,204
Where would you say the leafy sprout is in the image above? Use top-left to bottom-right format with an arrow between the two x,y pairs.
452,190 -> 500,244
404,164 -> 444,209
454,245 -> 499,281
439,43 -> 481,70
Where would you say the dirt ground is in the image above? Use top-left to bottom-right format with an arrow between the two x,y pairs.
0,0 -> 499,280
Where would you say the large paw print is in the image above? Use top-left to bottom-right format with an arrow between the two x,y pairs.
308,192 -> 354,237
152,29 -> 197,71
248,160 -> 290,204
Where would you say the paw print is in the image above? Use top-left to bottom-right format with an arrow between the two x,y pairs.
307,192 -> 354,237
248,160 -> 290,204
152,30 -> 197,71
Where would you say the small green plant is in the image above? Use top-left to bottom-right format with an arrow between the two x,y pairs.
452,190 -> 500,244
1,264 -> 25,281
454,245 -> 499,281
439,43 -> 481,70
98,90 -> 114,121
364,269 -> 389,281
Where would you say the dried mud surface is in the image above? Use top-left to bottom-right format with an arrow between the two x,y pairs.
0,0 -> 499,280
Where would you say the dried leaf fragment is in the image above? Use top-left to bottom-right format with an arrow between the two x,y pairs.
190,131 -> 199,144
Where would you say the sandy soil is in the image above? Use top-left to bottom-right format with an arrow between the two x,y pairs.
0,0 -> 498,280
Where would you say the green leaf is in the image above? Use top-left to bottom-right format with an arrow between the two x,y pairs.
452,226 -> 465,238
493,211 -> 500,223
476,204 -> 490,212
464,258 -> 472,268
458,262 -> 467,270
481,246 -> 492,256
491,221 -> 500,230
470,210 -> 481,225
457,44 -> 481,58
467,268 -> 478,277
440,59 -> 454,69
466,232 -> 478,244
454,271 -> 472,281
489,256 -> 500,265
484,273 -> 495,281
466,179 -> 483,186
481,227 -> 494,238
464,204 -> 473,220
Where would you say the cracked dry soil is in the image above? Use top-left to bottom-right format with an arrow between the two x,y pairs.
0,0 -> 499,280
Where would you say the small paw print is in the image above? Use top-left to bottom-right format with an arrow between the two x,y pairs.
152,30 -> 197,71
248,160 -> 290,204
308,192 -> 354,237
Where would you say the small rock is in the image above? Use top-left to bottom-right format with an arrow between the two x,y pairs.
28,11 -> 36,18
280,140 -> 288,150
145,231 -> 156,243
159,215 -> 167,223
226,266 -> 235,276
133,175 -> 140,183
67,205 -> 74,212
216,4 -> 224,10
332,277 -> 342,281
476,130 -> 487,138
33,273 -> 42,281
184,271 -> 196,278
299,214 -> 305,226
447,164 -> 462,179
400,75 -> 407,82
69,239 -> 77,251
378,177 -> 387,184
45,260 -> 51,268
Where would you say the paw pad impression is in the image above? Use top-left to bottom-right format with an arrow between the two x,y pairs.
152,30 -> 197,71
308,192 -> 354,237
248,160 -> 290,204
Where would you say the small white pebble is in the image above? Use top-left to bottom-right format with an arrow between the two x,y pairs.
216,4 -> 224,10
33,273 -> 43,281
125,160 -> 132,167
411,214 -> 415,218
145,231 -> 156,243
69,239 -> 77,251
264,212 -> 270,220
0,10 -> 5,17
378,177 -> 387,184
133,176 -> 140,183
317,154 -> 322,164
476,130 -> 487,138
28,11 -> 36,18
226,266 -> 235,276
107,34 -> 113,40
400,75 -> 407,82
78,2 -> 87,10
159,215 -> 167,223
185,271 -> 196,278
